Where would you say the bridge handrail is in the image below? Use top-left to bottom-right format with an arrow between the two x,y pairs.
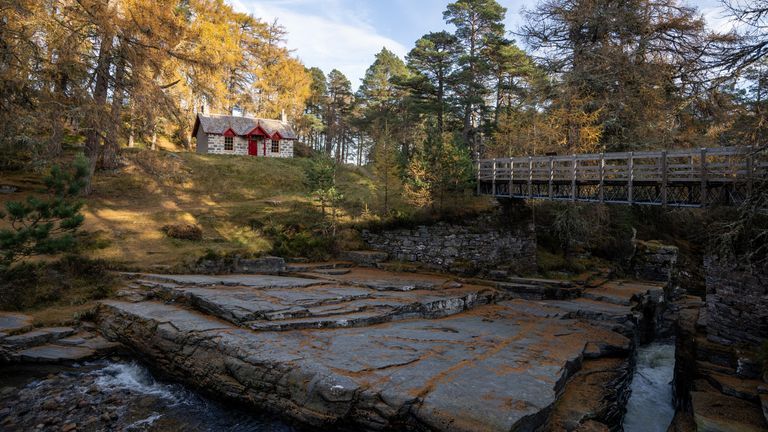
476,145 -> 766,206
477,146 -> 765,181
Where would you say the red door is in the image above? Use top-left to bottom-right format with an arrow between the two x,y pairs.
248,138 -> 258,156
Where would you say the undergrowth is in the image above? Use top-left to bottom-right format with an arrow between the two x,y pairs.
0,255 -> 118,311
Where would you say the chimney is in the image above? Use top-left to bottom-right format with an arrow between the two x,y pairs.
280,109 -> 287,123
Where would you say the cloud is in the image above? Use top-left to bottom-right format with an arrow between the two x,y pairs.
232,0 -> 408,89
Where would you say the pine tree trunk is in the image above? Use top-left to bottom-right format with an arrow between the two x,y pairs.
47,73 -> 68,158
128,106 -> 135,148
83,24 -> 114,195
102,52 -> 126,170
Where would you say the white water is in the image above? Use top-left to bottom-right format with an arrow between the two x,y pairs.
95,361 -> 180,401
82,360 -> 297,431
623,342 -> 676,432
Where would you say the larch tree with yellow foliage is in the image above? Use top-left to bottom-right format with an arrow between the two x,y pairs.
0,0 -> 310,192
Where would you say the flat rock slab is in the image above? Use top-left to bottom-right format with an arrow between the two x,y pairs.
495,281 -> 582,300
148,275 -> 494,330
98,299 -> 630,432
0,312 -> 33,334
139,273 -> 323,288
692,390 -> 768,432
540,298 -> 634,321
314,268 -> 458,291
583,281 -> 665,306
16,344 -> 96,362
3,327 -> 75,347
102,301 -> 231,333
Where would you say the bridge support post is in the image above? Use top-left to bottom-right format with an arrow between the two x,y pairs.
528,157 -> 533,199
509,160 -> 514,198
476,160 -> 481,196
599,153 -> 605,203
661,150 -> 668,207
548,157 -> 554,199
571,155 -> 577,201
492,158 -> 497,196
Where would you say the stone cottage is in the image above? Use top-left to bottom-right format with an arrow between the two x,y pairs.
192,113 -> 297,157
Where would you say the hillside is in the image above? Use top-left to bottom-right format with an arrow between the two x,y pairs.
86,151 -> 385,269
1,149 -> 487,272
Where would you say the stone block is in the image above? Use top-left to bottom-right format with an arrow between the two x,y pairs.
342,251 -> 388,267
237,256 -> 286,274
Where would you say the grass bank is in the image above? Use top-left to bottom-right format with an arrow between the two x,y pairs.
1,148 -> 488,273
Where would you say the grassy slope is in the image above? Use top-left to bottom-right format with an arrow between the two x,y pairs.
80,150 -> 403,269
2,147 -> 491,273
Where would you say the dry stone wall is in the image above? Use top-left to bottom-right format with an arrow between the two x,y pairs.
704,256 -> 768,347
361,216 -> 536,274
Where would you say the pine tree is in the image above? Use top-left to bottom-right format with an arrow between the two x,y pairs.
405,31 -> 460,135
325,69 -> 354,159
371,124 -> 400,215
404,132 -> 473,211
444,0 -> 507,152
306,156 -> 343,235
0,155 -> 88,269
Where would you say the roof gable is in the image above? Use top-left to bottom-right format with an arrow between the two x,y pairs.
246,125 -> 269,136
193,114 -> 297,140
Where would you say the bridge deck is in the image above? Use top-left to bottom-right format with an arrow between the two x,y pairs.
477,146 -> 767,207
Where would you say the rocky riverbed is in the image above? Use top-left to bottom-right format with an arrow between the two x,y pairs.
89,266 -> 670,431
0,360 -> 298,431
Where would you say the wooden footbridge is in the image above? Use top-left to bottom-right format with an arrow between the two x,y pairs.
477,146 -> 766,207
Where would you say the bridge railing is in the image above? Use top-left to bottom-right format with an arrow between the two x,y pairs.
477,146 -> 767,206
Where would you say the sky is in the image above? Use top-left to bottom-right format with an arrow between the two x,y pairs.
231,0 -> 734,90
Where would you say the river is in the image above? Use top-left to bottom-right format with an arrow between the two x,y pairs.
0,359 -> 299,431
623,341 -> 676,432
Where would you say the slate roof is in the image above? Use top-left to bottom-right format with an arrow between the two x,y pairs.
192,114 -> 297,139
